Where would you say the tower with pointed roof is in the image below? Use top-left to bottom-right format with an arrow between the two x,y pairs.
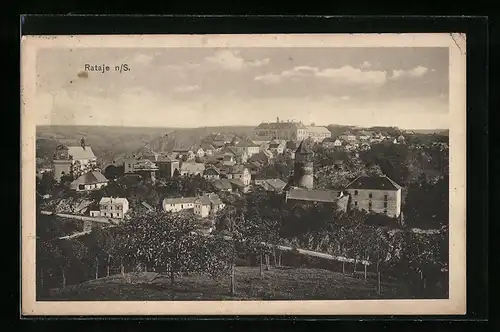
292,139 -> 314,189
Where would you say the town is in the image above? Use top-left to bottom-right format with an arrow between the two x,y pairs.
35,119 -> 450,301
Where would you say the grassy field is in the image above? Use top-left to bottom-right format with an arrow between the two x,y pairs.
43,266 -> 412,301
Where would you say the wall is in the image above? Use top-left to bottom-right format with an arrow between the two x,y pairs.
164,202 -> 194,212
194,204 -> 210,218
346,188 -> 401,218
53,160 -> 71,182
294,162 -> 314,189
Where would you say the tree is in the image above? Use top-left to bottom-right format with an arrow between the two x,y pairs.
121,210 -> 230,299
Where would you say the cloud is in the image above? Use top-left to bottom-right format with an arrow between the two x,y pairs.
205,50 -> 269,71
315,66 -> 387,86
174,85 -> 200,93
254,73 -> 283,84
390,66 -> 429,80
255,65 -> 387,86
361,61 -> 371,68
133,54 -> 154,65
340,96 -> 350,100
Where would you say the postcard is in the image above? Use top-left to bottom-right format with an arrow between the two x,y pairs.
21,33 -> 466,316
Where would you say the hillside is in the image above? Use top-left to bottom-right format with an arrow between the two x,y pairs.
42,266 -> 411,301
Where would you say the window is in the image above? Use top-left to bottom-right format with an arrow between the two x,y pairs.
354,201 -> 358,207
384,194 -> 388,201
369,193 -> 373,199
78,184 -> 85,190
384,209 -> 387,214
368,202 -> 372,210
384,202 -> 388,208
354,190 -> 358,196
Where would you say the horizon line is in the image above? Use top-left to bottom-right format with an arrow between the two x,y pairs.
36,123 -> 449,131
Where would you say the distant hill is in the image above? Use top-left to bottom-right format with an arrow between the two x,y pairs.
36,125 -> 255,166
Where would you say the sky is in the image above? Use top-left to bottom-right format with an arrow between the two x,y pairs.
35,47 -> 449,129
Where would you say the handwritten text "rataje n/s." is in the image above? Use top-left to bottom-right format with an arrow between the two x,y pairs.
84,64 -> 130,73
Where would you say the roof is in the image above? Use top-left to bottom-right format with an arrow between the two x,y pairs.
200,143 -> 215,150
322,137 -> 335,143
269,139 -> 284,148
230,164 -> 248,174
265,178 -> 287,190
180,162 -> 205,172
212,178 -> 233,190
255,121 -> 307,130
71,171 -> 108,186
287,187 -> 340,203
195,193 -> 223,205
295,140 -> 313,155
67,146 -> 96,160
306,126 -> 331,134
234,139 -> 259,148
204,166 -> 221,175
163,197 -> 196,205
228,178 -> 246,188
249,135 -> 273,142
172,147 -> 191,152
345,175 -> 402,190
100,197 -> 129,205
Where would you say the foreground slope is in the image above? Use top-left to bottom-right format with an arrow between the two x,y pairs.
43,266 -> 411,301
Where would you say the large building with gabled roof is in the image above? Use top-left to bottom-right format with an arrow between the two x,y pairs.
253,118 -> 309,141
344,175 -> 402,218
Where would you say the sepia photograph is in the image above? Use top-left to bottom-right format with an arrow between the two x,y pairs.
21,33 -> 466,315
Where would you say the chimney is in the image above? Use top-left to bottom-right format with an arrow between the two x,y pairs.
277,117 -> 280,123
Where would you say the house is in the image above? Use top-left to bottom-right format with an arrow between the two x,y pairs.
203,165 -> 221,180
180,162 -> 205,176
228,178 -> 248,193
211,178 -> 233,192
200,144 -> 216,156
194,193 -> 226,218
254,118 -> 309,141
285,187 -> 348,213
193,146 -> 205,157
268,139 -> 286,155
227,165 -> 251,186
231,138 -> 260,157
163,197 -> 196,213
69,171 -> 108,192
345,175 -> 402,218
321,137 -> 336,148
306,125 -> 332,142
339,133 -> 357,142
156,158 -> 180,178
257,178 -> 287,193
95,197 -> 130,219
172,147 -> 192,159
222,153 -> 236,166
52,138 -> 98,182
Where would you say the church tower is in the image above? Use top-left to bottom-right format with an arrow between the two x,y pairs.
52,144 -> 72,182
293,139 -> 314,189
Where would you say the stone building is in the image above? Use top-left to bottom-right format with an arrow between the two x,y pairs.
344,175 -> 402,218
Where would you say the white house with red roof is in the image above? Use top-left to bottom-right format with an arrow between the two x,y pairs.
345,175 -> 402,218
